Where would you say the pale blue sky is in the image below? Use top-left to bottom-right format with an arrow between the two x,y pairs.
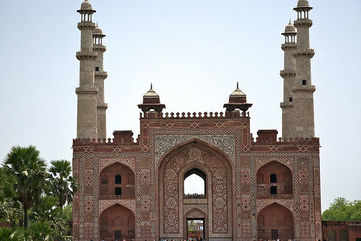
0,0 -> 360,211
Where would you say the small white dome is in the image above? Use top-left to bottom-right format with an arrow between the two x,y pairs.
144,84 -> 159,97
80,0 -> 93,11
285,22 -> 296,33
94,26 -> 103,35
231,83 -> 246,96
297,0 -> 310,8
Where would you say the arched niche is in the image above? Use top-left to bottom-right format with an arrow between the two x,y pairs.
158,139 -> 233,237
99,163 -> 135,200
99,204 -> 135,241
256,161 -> 293,198
257,203 -> 294,241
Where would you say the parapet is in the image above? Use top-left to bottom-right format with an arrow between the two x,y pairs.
73,130 -> 138,146
140,111 -> 250,119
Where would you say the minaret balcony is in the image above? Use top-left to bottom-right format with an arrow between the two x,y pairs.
97,103 -> 108,110
76,51 -> 97,60
294,49 -> 315,58
93,44 -> 106,52
294,19 -> 312,27
280,70 -> 296,78
292,85 -> 316,93
281,43 -> 297,51
95,71 -> 108,79
280,102 -> 293,109
77,22 -> 96,30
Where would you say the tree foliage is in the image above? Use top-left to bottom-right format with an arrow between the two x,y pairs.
322,197 -> 361,221
48,160 -> 77,209
0,145 -> 76,240
4,146 -> 48,228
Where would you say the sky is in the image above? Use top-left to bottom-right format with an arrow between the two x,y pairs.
0,0 -> 360,211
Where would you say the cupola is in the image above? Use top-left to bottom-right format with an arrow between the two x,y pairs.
77,0 -> 96,23
223,82 -> 252,116
138,84 -> 166,113
297,0 -> 310,8
80,0 -> 94,12
282,20 -> 297,44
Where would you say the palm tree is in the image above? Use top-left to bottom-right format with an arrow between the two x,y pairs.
48,160 -> 77,209
4,146 -> 47,229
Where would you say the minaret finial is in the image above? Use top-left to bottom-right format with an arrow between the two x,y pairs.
236,82 -> 239,89
150,83 -> 153,90
289,18 -> 292,24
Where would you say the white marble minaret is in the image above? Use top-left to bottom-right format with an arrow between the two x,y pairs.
76,0 -> 98,139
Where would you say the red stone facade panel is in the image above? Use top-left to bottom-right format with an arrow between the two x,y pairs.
72,115 -> 321,241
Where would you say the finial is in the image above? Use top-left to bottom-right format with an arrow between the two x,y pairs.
150,83 -> 153,91
236,82 -> 239,89
289,18 -> 292,24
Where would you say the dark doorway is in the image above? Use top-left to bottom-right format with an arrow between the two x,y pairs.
271,229 -> 279,240
270,186 -> 277,194
114,230 -> 122,240
186,218 -> 205,240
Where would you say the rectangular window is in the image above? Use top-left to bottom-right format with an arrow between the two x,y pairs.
115,187 -> 122,196
270,186 -> 277,195
95,66 -> 100,72
270,174 -> 277,183
115,175 -> 122,184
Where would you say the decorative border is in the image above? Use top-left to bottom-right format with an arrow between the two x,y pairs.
155,135 -> 236,167
99,157 -> 136,174
99,199 -> 136,215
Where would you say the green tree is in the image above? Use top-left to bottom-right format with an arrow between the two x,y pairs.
0,167 -> 23,227
48,160 -> 77,209
4,146 -> 48,229
322,197 -> 361,221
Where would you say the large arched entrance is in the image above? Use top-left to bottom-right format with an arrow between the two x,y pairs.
257,203 -> 294,241
158,140 -> 233,239
99,204 -> 135,241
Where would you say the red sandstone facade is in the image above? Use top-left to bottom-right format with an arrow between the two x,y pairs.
72,95 -> 322,241
72,1 -> 322,240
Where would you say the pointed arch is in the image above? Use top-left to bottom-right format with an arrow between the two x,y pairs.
158,138 -> 233,170
158,139 -> 233,236
99,158 -> 135,174
99,204 -> 135,241
257,202 -> 294,240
